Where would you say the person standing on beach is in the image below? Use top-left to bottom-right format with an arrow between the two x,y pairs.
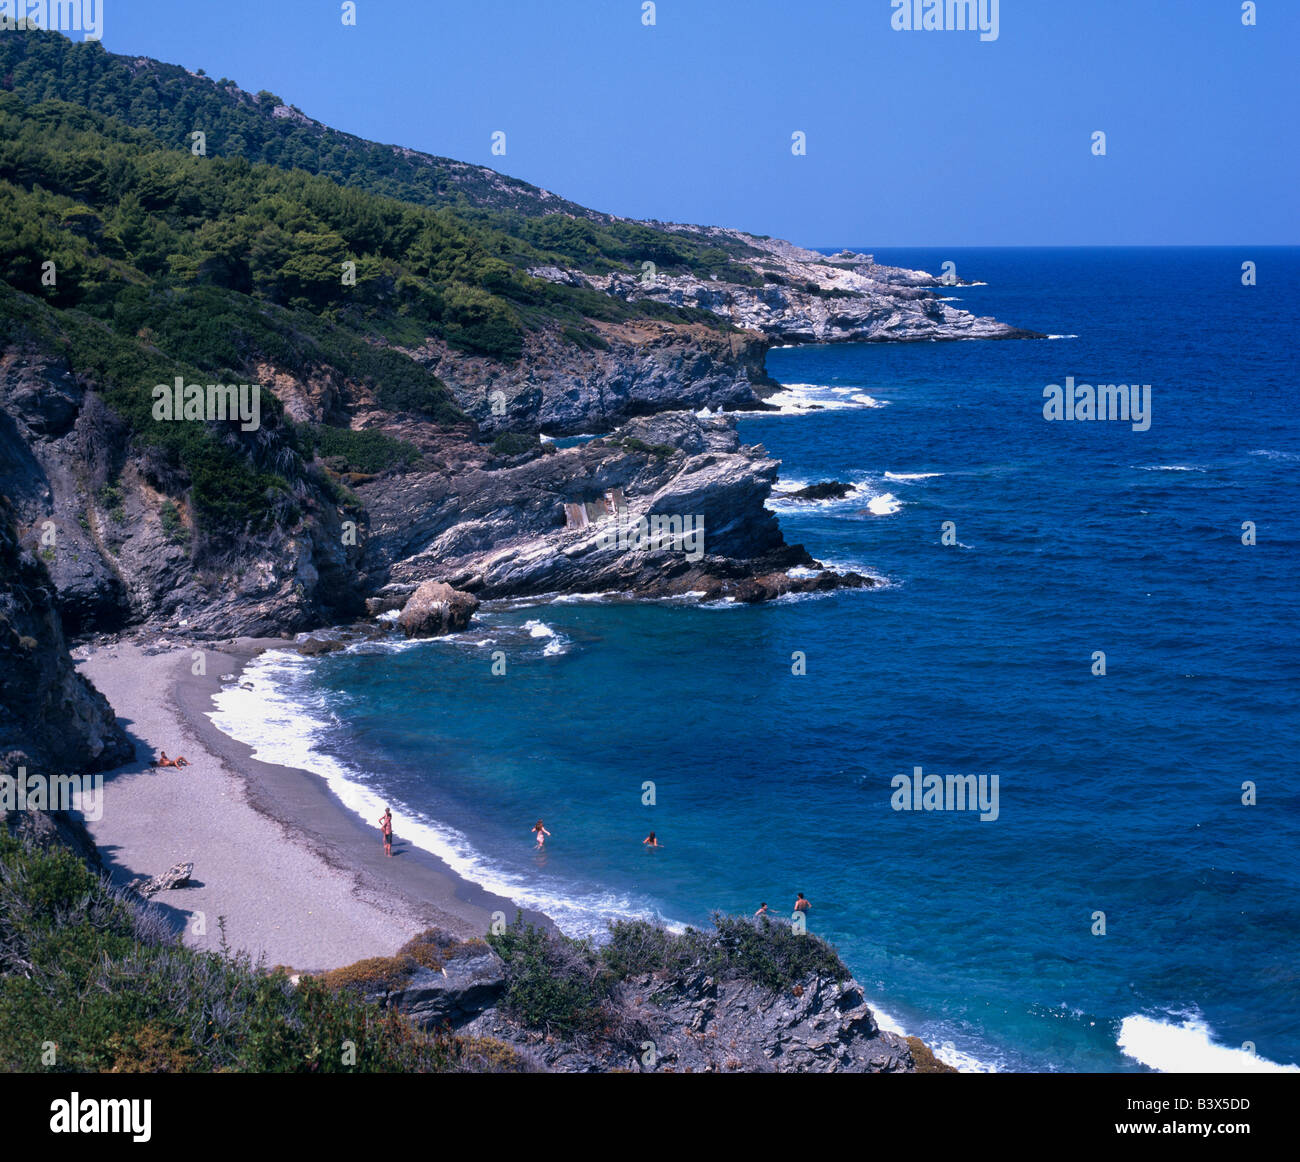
532,819 -> 550,849
379,808 -> 393,857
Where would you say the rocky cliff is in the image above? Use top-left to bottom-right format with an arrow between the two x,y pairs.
0,494 -> 132,863
0,340 -> 369,638
328,921 -> 955,1075
358,411 -> 869,605
0,497 -> 131,776
407,318 -> 773,436
0,312 -> 870,642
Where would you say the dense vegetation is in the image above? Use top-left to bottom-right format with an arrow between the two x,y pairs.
0,30 -> 764,283
301,425 -> 420,476
485,913 -> 851,1039
0,31 -> 757,543
0,831 -> 523,1071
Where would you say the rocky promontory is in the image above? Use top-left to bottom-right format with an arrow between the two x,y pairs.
358,411 -> 872,604
324,918 -> 956,1074
533,232 -> 1044,350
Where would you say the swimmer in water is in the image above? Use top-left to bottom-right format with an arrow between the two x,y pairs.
754,902 -> 769,918
532,819 -> 550,849
794,892 -> 810,913
642,831 -> 661,848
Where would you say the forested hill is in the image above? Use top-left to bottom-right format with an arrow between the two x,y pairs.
0,29 -> 766,283
0,26 -> 595,217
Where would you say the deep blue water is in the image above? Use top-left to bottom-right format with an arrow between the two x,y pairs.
220,248 -> 1300,1072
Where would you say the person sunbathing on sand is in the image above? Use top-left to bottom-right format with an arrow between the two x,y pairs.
156,751 -> 189,768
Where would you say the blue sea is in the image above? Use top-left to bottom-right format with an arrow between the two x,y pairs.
211,248 -> 1300,1073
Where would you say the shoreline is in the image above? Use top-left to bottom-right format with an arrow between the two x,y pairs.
75,635 -> 552,973
73,625 -> 979,1070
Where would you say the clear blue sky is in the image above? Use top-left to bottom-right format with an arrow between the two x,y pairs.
82,0 -> 1297,247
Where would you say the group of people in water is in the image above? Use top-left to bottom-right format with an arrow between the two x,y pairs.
379,812 -> 811,915
533,819 -> 664,851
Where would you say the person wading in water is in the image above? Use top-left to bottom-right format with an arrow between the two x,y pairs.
532,819 -> 550,849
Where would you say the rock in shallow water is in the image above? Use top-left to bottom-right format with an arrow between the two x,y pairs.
396,580 -> 480,638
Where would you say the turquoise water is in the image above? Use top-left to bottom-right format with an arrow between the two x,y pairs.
216,249 -> 1300,1072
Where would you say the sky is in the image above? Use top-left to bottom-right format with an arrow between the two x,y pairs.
63,0 -> 1299,247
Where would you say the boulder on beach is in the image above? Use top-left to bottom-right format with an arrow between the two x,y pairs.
127,860 -> 194,898
397,580 -> 480,639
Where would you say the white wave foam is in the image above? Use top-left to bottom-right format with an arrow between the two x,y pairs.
1134,464 -> 1205,473
1118,1014 -> 1300,1073
1046,334 -> 1079,339
522,618 -> 570,657
867,493 -> 901,516
864,1002 -> 999,1072
883,471 -> 943,481
342,632 -> 477,657
756,384 -> 889,416
1248,448 -> 1300,462
767,480 -> 873,512
550,591 -> 622,603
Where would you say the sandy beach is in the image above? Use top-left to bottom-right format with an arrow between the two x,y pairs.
74,637 -> 548,973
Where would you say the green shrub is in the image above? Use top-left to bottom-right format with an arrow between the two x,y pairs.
486,915 -> 612,1037
618,437 -> 677,458
490,431 -> 541,458
561,325 -> 609,352
158,499 -> 189,545
305,425 -> 418,475
602,913 -> 851,994
96,483 -> 125,522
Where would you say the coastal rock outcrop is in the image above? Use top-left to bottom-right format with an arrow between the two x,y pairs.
397,580 -> 480,638
321,931 -> 508,1030
531,233 -> 1046,350
405,318 -> 772,436
326,921 -> 953,1074
789,481 -> 855,501
360,411 -> 871,604
385,944 -> 507,1028
463,970 -> 923,1074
